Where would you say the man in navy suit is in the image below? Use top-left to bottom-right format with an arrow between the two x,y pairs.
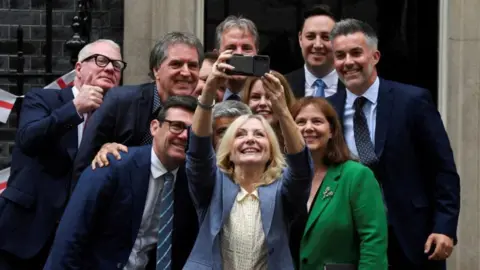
72,31 -> 203,185
45,96 -> 198,270
0,39 -> 124,269
327,19 -> 460,269
285,5 -> 344,98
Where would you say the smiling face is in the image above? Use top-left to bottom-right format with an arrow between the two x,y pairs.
229,118 -> 271,167
295,104 -> 332,151
75,41 -> 122,90
299,15 -> 336,74
247,79 -> 276,124
332,32 -> 380,94
153,43 -> 200,102
151,107 -> 193,169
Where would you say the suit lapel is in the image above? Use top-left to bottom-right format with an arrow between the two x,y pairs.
327,82 -> 346,123
258,182 -> 278,237
58,87 -> 78,161
303,164 -> 342,236
134,83 -> 155,144
293,69 -> 306,98
221,177 -> 240,227
130,146 -> 152,244
374,78 -> 394,158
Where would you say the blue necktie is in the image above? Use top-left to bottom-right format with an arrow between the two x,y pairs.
313,79 -> 326,97
353,97 -> 378,166
156,172 -> 174,270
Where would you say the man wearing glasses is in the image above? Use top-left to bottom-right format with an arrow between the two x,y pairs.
45,96 -> 197,270
0,39 -> 123,270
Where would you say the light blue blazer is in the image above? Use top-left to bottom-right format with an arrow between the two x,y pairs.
184,131 -> 313,270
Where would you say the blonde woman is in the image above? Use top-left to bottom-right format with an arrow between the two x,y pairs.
183,50 -> 313,270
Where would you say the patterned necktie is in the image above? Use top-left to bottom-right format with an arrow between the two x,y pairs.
353,96 -> 378,167
313,79 -> 326,97
156,172 -> 174,270
141,85 -> 162,145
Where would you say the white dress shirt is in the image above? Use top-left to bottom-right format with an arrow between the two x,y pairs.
304,65 -> 339,97
71,86 -> 87,147
124,149 -> 178,270
343,77 -> 380,159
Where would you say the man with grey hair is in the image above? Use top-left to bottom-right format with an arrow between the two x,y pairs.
0,39 -> 123,270
71,31 -> 202,269
212,100 -> 252,149
214,15 -> 259,101
73,31 -> 203,182
327,18 -> 460,270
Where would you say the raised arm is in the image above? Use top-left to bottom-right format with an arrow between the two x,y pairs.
261,73 -> 313,215
44,163 -> 117,269
186,50 -> 234,209
16,89 -> 83,155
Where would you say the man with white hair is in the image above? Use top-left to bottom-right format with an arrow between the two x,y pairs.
0,39 -> 124,270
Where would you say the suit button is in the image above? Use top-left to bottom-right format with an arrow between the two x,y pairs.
116,263 -> 122,268
268,248 -> 274,255
64,124 -> 73,129
302,258 -> 308,264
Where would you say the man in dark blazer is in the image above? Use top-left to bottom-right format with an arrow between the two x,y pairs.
285,5 -> 344,98
327,19 -> 460,270
0,39 -> 124,270
45,96 -> 198,270
72,31 -> 204,184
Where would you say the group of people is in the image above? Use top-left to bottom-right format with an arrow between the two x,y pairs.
0,4 -> 460,270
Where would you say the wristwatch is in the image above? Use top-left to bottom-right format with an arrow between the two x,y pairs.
197,95 -> 215,109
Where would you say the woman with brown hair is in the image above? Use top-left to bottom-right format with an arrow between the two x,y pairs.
242,70 -> 296,149
290,97 -> 388,270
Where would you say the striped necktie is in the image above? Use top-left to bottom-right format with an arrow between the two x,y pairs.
156,172 -> 174,270
141,85 -> 162,145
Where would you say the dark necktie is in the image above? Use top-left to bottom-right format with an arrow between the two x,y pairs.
156,172 -> 174,270
141,86 -> 162,145
227,93 -> 241,101
313,79 -> 326,97
353,96 -> 378,167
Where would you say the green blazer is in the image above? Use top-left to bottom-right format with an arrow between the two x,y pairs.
299,160 -> 388,270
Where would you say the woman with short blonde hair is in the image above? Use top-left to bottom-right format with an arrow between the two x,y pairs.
184,50 -> 313,270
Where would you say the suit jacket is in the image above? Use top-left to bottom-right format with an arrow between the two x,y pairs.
299,160 -> 388,270
72,82 -> 156,187
183,131 -> 313,270
0,87 -> 82,259
44,146 -> 198,270
284,67 -> 346,98
327,78 -> 460,264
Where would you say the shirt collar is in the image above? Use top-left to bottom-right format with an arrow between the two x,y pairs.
304,65 -> 338,88
346,76 -> 380,106
150,148 -> 179,180
236,187 -> 259,202
72,86 -> 79,98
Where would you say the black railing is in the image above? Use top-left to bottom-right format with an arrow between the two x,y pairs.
0,0 -> 93,125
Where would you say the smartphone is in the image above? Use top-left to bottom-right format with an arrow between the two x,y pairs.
225,54 -> 270,77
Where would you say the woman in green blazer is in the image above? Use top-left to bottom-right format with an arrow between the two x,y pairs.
290,97 -> 388,270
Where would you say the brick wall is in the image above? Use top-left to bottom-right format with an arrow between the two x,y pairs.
0,0 -> 124,169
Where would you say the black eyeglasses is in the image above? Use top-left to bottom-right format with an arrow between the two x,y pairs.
82,54 -> 127,71
162,119 -> 190,134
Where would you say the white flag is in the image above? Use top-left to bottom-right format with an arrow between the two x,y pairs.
0,70 -> 76,191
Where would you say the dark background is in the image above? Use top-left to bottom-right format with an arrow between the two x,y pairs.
0,0 -> 439,169
204,0 -> 439,103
